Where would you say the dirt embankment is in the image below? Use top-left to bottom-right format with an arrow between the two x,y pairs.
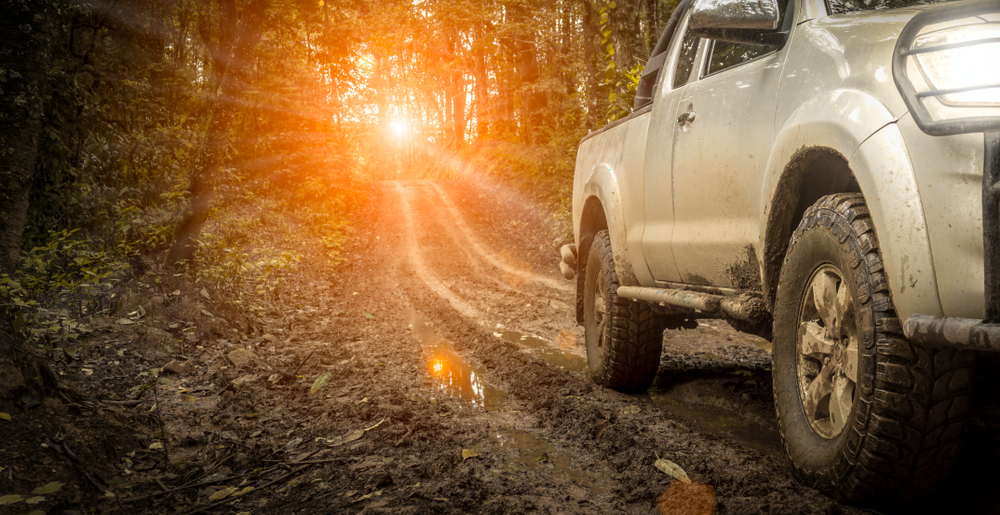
2,179 -> 998,515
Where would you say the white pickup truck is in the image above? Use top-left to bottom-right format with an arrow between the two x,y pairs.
559,0 -> 1000,502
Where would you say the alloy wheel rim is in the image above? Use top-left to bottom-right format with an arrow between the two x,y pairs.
796,265 -> 859,439
594,273 -> 608,355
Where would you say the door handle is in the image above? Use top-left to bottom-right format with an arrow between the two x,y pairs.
677,111 -> 696,126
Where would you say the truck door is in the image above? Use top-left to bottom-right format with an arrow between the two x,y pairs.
640,12 -> 702,283
666,36 -> 787,288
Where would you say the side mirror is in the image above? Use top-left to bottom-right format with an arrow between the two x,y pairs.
689,0 -> 787,48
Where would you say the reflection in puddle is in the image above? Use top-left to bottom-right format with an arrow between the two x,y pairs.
644,389 -> 781,454
408,311 -> 507,411
495,330 -> 588,373
495,429 -> 609,495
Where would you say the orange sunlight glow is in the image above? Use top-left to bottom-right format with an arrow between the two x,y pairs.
390,120 -> 410,138
430,356 -> 446,376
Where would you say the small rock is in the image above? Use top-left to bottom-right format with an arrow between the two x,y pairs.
0,358 -> 25,397
163,360 -> 196,375
231,374 -> 257,387
227,349 -> 253,369
42,397 -> 68,415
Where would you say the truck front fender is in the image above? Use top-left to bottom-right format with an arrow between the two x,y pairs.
760,89 -> 941,320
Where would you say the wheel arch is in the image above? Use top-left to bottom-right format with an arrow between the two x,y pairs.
760,120 -> 944,321
762,147 -> 860,310
576,195 -> 609,324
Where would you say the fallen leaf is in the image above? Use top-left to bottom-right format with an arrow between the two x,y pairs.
0,412 -> 10,421
535,452 -> 549,463
201,309 -> 215,318
362,311 -> 375,319
209,486 -> 237,501
462,449 -> 479,460
430,497 -> 449,502
284,437 -> 303,451
116,318 -> 136,326
364,418 -> 386,431
149,442 -> 164,450
24,496 -> 45,504
439,412 -> 452,417
337,430 -> 365,446
180,394 -> 197,403
200,288 -> 210,300
352,489 -> 383,503
310,372 -> 332,395
170,289 -> 181,296
32,481 -> 64,495
235,486 -> 254,496
0,494 -> 24,505
654,458 -> 691,483
355,397 -> 368,405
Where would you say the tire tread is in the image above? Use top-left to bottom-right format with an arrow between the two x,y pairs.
775,193 -> 975,502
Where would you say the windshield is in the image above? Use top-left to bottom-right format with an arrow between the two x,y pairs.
827,0 -> 958,15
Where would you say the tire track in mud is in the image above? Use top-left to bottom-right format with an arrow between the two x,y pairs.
425,180 -> 572,294
395,180 -> 577,348
386,181 -> 625,509
392,181 -> 485,322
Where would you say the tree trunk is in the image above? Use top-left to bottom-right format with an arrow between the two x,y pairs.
0,0 -> 53,393
168,0 -> 270,265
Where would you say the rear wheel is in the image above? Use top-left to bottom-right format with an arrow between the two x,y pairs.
773,193 -> 975,501
583,230 -> 664,393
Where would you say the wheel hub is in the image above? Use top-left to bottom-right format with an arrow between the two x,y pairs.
796,265 -> 859,439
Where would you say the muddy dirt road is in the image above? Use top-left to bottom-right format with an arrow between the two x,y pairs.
243,178 -> 851,515
11,179 -> 998,515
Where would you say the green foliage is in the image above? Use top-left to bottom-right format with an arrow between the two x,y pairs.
190,215 -> 302,323
604,64 -> 643,123
0,228 -> 126,351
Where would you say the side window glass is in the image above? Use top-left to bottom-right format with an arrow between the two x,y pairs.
672,26 -> 700,90
707,42 -> 769,75
706,0 -> 789,75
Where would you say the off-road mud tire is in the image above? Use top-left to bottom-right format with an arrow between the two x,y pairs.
583,230 -> 665,393
773,193 -> 976,502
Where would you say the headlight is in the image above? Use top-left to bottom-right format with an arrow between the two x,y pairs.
913,24 -> 1000,107
893,0 -> 1000,136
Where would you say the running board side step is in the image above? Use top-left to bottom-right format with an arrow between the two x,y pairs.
617,286 -> 768,325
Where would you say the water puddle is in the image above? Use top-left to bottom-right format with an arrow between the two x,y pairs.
495,329 -> 589,373
494,428 -> 609,495
642,388 -> 782,455
407,311 -> 507,411
405,310 -> 610,495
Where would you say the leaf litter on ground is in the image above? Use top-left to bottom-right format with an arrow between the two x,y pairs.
653,453 -> 691,483
310,371 -> 332,394
316,417 -> 387,447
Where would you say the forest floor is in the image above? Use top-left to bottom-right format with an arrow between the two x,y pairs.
3,179 -> 1000,515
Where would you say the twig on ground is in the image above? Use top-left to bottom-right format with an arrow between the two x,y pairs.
177,464 -> 312,515
291,351 -> 316,377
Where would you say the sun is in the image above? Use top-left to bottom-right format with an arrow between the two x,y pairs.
390,120 -> 409,138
